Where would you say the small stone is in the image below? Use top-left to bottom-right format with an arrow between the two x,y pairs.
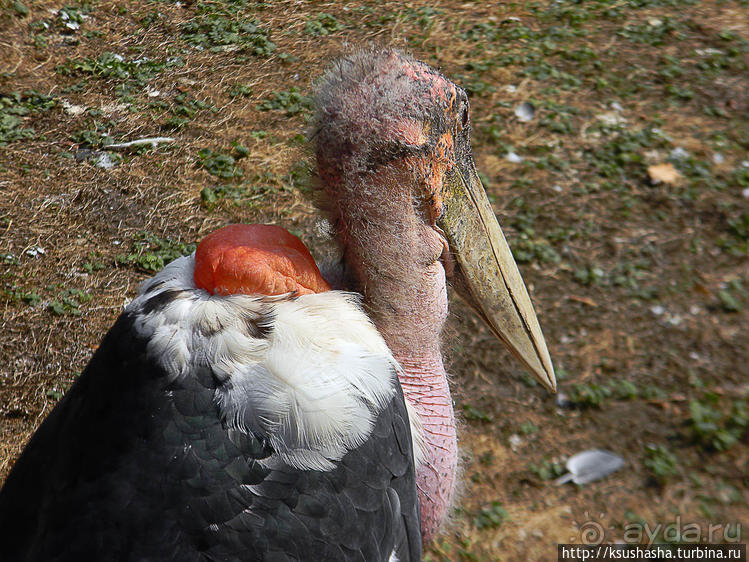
712,153 -> 724,164
62,100 -> 86,116
650,305 -> 665,316
514,101 -> 535,122
556,392 -> 573,409
94,152 -> 118,169
25,246 -> 45,258
506,151 -> 524,163
597,112 -> 625,126
669,147 -> 689,160
695,48 -> 724,56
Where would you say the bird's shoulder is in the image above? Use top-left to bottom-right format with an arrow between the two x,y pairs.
129,254 -> 402,471
0,254 -> 421,561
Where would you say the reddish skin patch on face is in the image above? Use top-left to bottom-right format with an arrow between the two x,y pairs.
428,132 -> 453,217
408,131 -> 454,225
194,224 -> 331,296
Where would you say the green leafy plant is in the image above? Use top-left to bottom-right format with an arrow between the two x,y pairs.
5,287 -> 42,306
304,13 -> 344,36
46,372 -> 80,401
117,234 -> 196,273
0,91 -> 57,145
473,502 -> 510,530
180,13 -> 275,55
568,382 -> 613,407
643,444 -> 679,484
528,459 -> 566,480
519,421 -> 539,435
70,119 -> 117,147
688,397 -> 748,451
48,289 -> 92,316
197,148 -> 243,179
229,83 -> 253,98
257,88 -> 313,116
462,404 -> 492,423
57,52 -> 182,96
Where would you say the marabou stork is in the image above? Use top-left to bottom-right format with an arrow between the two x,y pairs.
0,49 -> 555,561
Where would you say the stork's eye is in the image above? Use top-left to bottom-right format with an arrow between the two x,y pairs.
458,105 -> 469,130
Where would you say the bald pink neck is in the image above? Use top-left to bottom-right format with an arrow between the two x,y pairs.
371,271 -> 456,542
396,353 -> 457,542
362,276 -> 456,542
337,197 -> 457,541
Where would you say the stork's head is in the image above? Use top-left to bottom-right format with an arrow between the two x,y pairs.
312,48 -> 555,392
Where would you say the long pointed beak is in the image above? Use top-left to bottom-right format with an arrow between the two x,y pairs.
437,146 -> 556,393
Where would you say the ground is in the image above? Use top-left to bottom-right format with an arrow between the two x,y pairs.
0,0 -> 747,560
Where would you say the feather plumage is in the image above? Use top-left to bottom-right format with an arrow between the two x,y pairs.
0,255 -> 421,561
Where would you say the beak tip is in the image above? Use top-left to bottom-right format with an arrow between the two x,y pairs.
547,365 -> 557,393
531,348 -> 556,394
541,371 -> 557,394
